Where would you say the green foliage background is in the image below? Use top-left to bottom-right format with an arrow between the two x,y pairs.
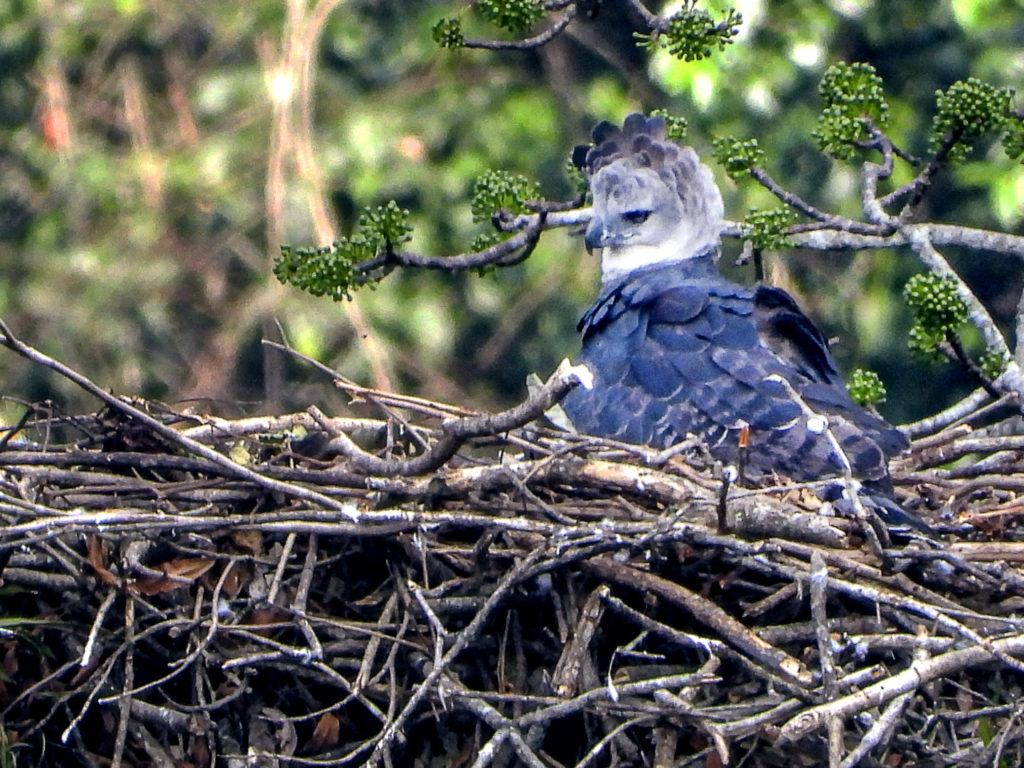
0,0 -> 1021,424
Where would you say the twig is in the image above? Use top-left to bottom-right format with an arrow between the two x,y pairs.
839,688 -> 916,768
900,381 -> 1018,438
763,373 -> 887,557
366,540 -> 552,765
575,716 -> 654,768
747,166 -> 879,234
810,553 -> 836,696
714,666 -> 887,739
778,628 -> 1024,745
552,584 -> 608,697
584,557 -> 814,687
323,358 -> 589,476
81,589 -> 118,668
0,318 -> 366,521
111,595 -> 134,768
293,533 -> 324,660
857,120 -> 898,228
267,531 -> 297,607
942,331 -> 1001,398
463,4 -> 577,50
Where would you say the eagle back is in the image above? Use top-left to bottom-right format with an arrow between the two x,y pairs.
563,256 -> 908,482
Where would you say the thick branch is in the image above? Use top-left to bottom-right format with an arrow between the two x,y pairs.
787,223 -> 1024,258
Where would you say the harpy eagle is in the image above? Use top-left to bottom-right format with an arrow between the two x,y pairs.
561,113 -> 918,527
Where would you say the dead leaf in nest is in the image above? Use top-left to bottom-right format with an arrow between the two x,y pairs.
128,577 -> 183,596
2,642 -> 18,677
198,562 -> 250,599
231,529 -> 264,556
162,558 -> 216,580
129,558 -> 216,596
69,658 -> 100,686
86,535 -> 118,586
307,712 -> 340,752
245,607 -> 290,627
189,734 -> 212,768
797,486 -> 821,508
704,749 -> 723,768
672,542 -> 698,562
220,562 -> 250,598
962,504 -> 1024,534
214,681 -> 240,698
351,582 -> 396,608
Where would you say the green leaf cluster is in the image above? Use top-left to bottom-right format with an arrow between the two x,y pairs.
650,108 -> 688,142
361,201 -> 414,246
812,62 -> 890,160
741,207 -> 795,250
712,136 -> 765,179
847,368 -> 887,406
564,157 -> 589,198
274,201 -> 411,301
980,348 -> 1010,381
470,230 -> 507,253
1004,118 -> 1024,163
431,17 -> 464,49
903,273 -> 968,358
636,1 -> 742,62
930,77 -> 1012,161
476,0 -> 544,36
470,169 -> 541,222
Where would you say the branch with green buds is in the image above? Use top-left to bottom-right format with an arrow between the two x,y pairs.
904,273 -> 1004,397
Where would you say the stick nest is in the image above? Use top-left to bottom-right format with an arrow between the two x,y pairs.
3,356 -> 1024,768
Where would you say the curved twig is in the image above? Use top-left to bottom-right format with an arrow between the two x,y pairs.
323,358 -> 589,476
463,4 -> 577,51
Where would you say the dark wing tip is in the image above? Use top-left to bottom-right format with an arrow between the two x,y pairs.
753,285 -> 837,382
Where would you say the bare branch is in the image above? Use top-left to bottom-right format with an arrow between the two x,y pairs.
779,632 -> 1024,745
903,225 -> 1024,397
323,358 -> 588,476
748,166 -> 884,235
463,4 -> 577,50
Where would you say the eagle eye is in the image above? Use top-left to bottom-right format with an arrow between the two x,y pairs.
622,210 -> 651,225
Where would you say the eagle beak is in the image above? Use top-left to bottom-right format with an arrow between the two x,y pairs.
584,217 -> 607,252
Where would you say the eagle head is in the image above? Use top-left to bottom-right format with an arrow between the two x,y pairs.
575,114 -> 724,283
